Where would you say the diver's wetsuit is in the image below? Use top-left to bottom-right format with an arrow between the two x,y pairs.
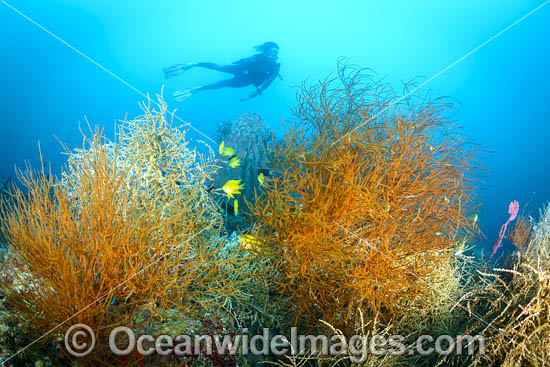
192,54 -> 281,94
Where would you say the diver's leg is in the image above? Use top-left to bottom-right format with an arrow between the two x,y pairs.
163,62 -> 196,79
165,62 -> 243,79
194,77 -> 250,91
173,77 -> 250,101
194,63 -> 242,75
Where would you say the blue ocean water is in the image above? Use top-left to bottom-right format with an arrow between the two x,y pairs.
1,0 -> 548,256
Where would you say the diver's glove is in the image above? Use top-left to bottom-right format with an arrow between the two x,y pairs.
163,63 -> 196,79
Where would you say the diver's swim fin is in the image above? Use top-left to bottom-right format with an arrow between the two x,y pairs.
163,63 -> 196,79
173,88 -> 195,102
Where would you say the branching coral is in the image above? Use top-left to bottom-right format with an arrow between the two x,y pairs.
271,310 -> 410,367
249,63 -> 480,332
0,177 -> 16,253
510,214 -> 534,253
454,203 -> 550,367
0,96 -> 252,365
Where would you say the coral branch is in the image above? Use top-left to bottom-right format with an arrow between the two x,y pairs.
488,200 -> 520,261
249,63 -> 481,332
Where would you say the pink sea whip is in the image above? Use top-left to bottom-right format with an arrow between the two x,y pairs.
488,200 -> 520,261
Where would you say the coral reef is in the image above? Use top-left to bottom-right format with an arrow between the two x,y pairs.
0,256 -> 57,366
273,311 -> 408,367
249,63 -> 480,333
453,203 -> 550,367
5,65 -> 539,367
212,113 -> 272,219
0,177 -> 16,255
510,214 -> 534,253
488,200 -> 519,261
0,97 -> 253,366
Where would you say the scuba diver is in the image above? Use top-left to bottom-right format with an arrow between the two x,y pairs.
163,42 -> 281,102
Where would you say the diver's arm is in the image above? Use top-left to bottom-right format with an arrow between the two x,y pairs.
256,75 -> 275,95
256,63 -> 281,95
240,76 -> 275,102
240,89 -> 261,102
240,74 -> 278,102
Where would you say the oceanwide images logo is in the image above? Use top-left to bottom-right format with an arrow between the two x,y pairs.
65,324 -> 485,362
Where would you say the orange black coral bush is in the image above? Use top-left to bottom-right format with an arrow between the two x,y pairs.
249,64 -> 480,332
0,99 -> 249,365
510,215 -> 533,253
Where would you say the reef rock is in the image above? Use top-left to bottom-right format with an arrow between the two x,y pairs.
213,112 -> 271,214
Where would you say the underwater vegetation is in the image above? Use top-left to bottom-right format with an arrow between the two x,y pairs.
0,64 -> 548,367
249,63 -> 480,333
0,177 -> 16,253
0,98 -> 258,365
510,213 -> 534,253
274,310 -> 408,367
488,200 -> 519,261
448,203 -> 550,367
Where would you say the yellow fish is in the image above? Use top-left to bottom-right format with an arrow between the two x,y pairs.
218,141 -> 225,155
223,147 -> 235,157
239,234 -> 260,251
234,199 -> 239,216
454,241 -> 466,256
470,214 -> 478,228
228,156 -> 241,168
258,172 -> 265,187
222,179 -> 244,198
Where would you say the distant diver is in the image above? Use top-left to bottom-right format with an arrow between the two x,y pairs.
163,41 -> 282,102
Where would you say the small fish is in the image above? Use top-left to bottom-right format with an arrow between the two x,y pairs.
444,196 -> 450,203
435,231 -> 443,236
234,199 -> 239,216
222,179 -> 244,198
470,214 -> 478,228
218,141 -> 225,155
454,241 -> 466,256
258,168 -> 275,177
228,156 -> 241,168
239,234 -> 260,251
223,147 -> 235,157
258,172 -> 265,187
